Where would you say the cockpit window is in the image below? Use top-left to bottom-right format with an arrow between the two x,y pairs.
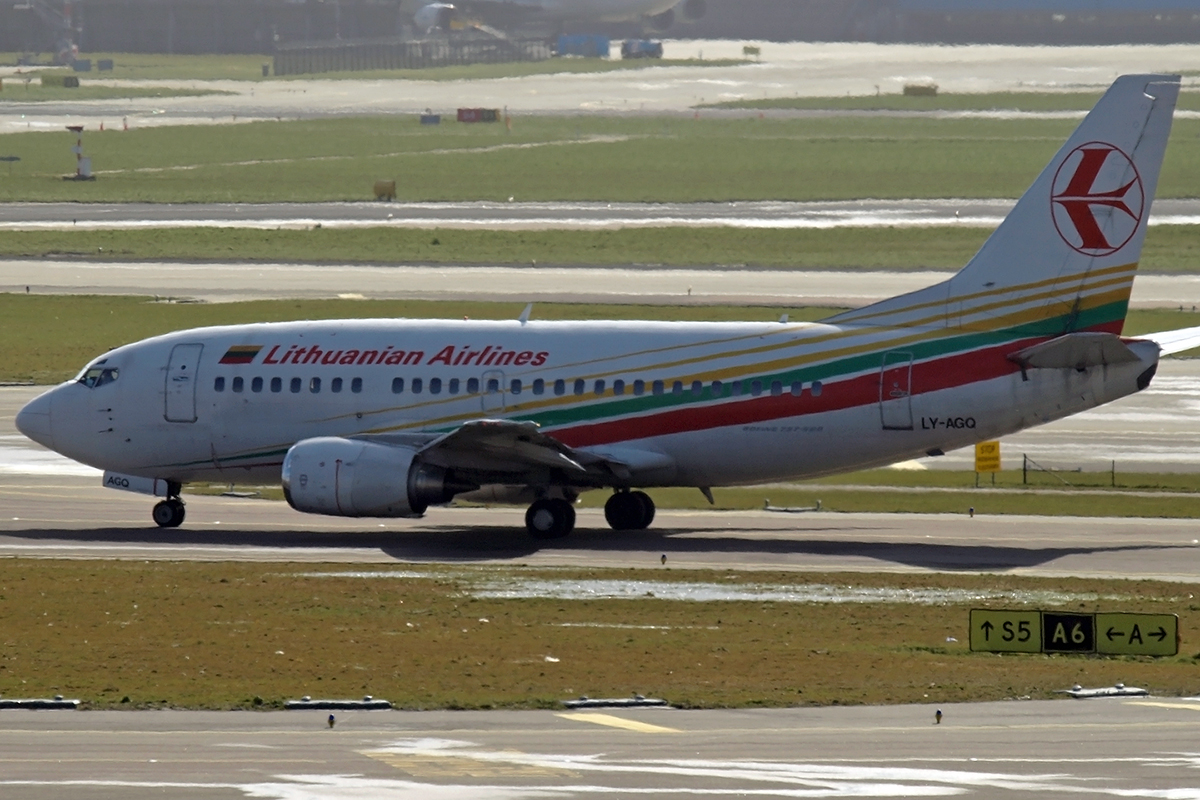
78,365 -> 120,389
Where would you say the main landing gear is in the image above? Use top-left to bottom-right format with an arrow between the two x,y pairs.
525,498 -> 575,539
523,490 -> 657,539
604,490 -> 655,531
152,497 -> 186,528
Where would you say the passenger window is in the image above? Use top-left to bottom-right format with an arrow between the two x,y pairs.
251,377 -> 263,393
791,382 -> 803,396
214,377 -> 226,392
711,380 -> 723,396
633,380 -> 645,396
487,378 -> 500,393
392,377 -> 405,394
309,377 -> 321,394
232,376 -> 244,393
594,379 -> 605,395
351,378 -> 362,393
553,379 -> 565,396
449,378 -> 460,395
271,377 -> 282,393
691,380 -> 703,396
412,378 -> 423,394
811,380 -> 823,397
672,381 -> 683,395
573,378 -> 585,396
652,380 -> 664,396
533,378 -> 545,395
770,380 -> 783,397
613,379 -> 625,396
731,381 -> 743,397
290,377 -> 302,393
467,377 -> 480,393
750,380 -> 762,396
430,377 -> 442,395
510,379 -> 522,395
331,377 -> 343,393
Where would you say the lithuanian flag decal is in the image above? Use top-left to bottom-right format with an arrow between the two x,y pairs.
219,345 -> 263,365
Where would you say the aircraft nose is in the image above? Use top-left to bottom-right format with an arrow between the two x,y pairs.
15,390 -> 54,449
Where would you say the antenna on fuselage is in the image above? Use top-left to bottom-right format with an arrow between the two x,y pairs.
518,303 -> 533,325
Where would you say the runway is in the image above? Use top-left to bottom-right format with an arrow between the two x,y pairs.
1,41 -> 1197,133
3,700 -> 1200,800
5,257 -> 1200,308
4,369 -> 1200,580
4,199 -> 1200,232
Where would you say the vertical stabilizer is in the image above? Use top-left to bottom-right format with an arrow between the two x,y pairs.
827,74 -> 1180,336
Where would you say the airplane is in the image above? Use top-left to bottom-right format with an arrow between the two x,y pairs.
409,0 -> 705,35
15,74 -> 1200,539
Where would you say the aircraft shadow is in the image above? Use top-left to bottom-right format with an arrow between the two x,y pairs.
1,523 -> 1192,572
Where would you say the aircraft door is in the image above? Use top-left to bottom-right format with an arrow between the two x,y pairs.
879,351 -> 914,430
165,343 -> 204,423
481,369 -> 505,413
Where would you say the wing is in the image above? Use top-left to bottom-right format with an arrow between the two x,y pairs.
365,419 -> 676,487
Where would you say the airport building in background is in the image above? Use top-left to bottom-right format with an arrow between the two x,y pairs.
2,0 -> 1198,56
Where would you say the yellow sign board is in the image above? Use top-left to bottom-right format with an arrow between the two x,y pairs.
974,440 -> 1001,472
969,609 -> 1041,653
1095,613 -> 1178,656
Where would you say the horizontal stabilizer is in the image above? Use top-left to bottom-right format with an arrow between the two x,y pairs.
1138,324 -> 1200,356
1008,332 -> 1141,371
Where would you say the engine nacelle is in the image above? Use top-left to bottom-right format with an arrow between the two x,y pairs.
282,437 -> 467,518
414,2 -> 455,33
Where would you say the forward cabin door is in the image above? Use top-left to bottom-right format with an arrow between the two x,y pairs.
879,351 -> 914,430
165,343 -> 204,423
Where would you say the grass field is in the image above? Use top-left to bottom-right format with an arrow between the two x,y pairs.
0,560 -> 1195,710
6,224 -> 1200,273
709,90 -> 1200,113
3,114 -> 1200,203
2,293 -> 1196,384
0,80 -> 231,102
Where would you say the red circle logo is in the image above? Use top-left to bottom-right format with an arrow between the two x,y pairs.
1050,141 -> 1144,257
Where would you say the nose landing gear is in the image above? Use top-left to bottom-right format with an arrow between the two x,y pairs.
152,497 -> 186,528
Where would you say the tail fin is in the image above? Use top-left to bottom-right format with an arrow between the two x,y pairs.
826,74 -> 1180,336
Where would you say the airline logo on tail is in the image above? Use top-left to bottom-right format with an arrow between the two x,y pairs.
1051,141 -> 1144,256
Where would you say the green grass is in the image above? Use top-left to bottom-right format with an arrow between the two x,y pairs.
0,294 -> 847,384
708,90 -> 1200,113
0,80 -> 232,102
1,52 -> 745,82
3,114 -> 1200,203
4,225 -> 1200,273
1,560 -> 1197,710
2,293 -> 1196,385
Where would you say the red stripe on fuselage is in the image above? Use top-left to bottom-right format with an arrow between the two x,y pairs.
550,329 -> 1120,448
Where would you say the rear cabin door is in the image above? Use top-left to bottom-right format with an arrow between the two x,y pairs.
165,343 -> 204,423
879,351 -> 914,430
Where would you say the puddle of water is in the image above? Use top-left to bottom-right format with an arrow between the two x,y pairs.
296,571 -> 1119,605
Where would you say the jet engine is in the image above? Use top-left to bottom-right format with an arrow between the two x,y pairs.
680,0 -> 705,21
282,437 -> 473,517
414,2 -> 456,34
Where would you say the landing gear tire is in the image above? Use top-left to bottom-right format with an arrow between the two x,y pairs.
525,498 -> 575,540
152,498 -> 185,528
604,490 -> 655,531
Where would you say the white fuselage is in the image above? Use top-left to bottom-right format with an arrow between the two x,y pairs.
17,317 -> 1160,493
